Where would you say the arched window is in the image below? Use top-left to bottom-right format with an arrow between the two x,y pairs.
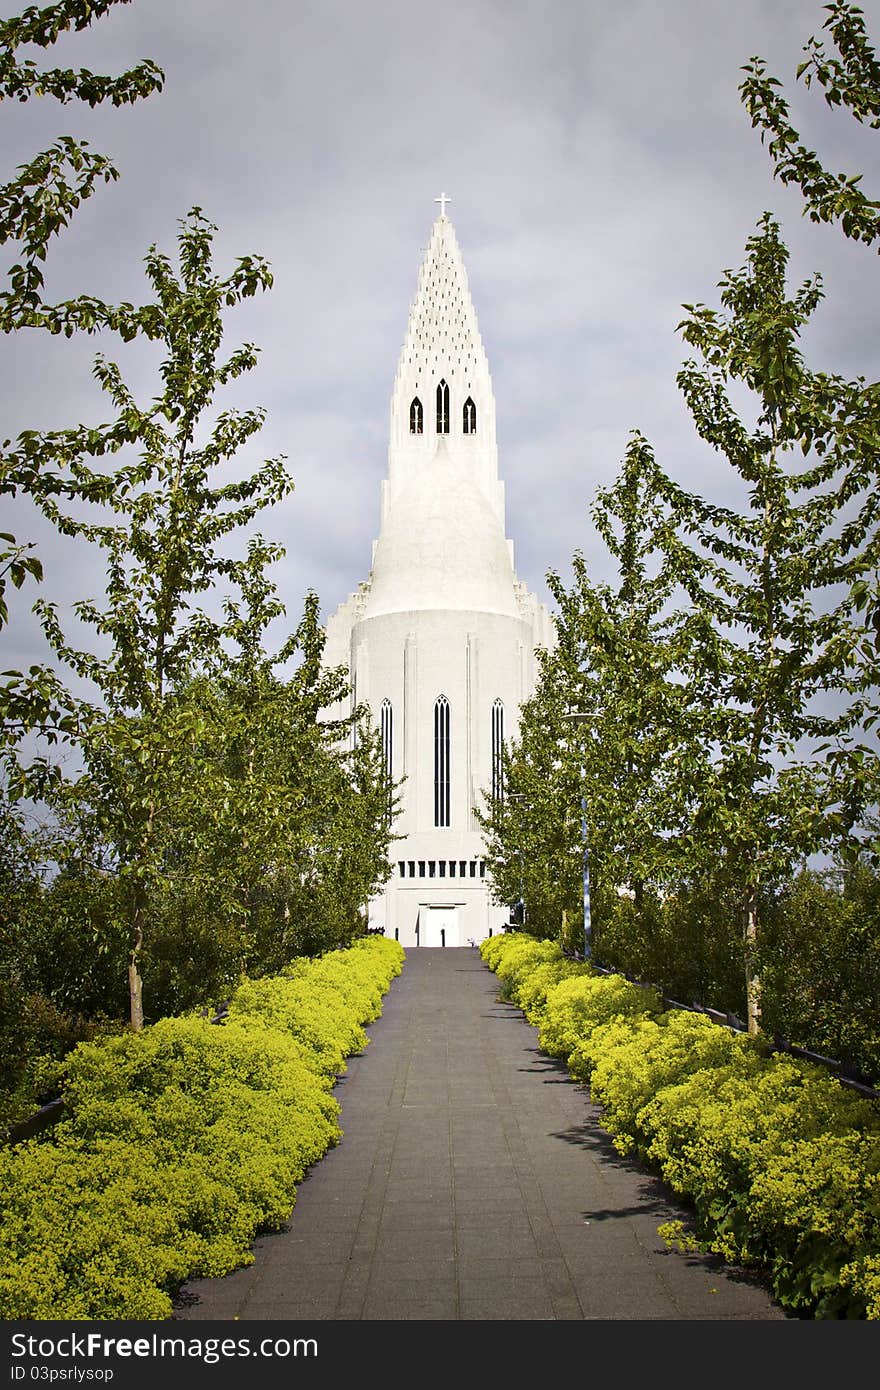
409,397 -> 423,434
434,695 -> 450,827
463,396 -> 477,435
381,698 -> 393,820
436,379 -> 450,434
491,699 -> 504,801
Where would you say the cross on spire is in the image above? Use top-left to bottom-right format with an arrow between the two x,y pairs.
435,191 -> 452,218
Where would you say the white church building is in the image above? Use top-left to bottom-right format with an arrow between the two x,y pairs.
323,201 -> 554,947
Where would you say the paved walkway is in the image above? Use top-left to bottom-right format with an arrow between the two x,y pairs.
175,948 -> 787,1321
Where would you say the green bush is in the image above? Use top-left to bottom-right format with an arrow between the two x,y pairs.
539,973 -> 661,1064
479,932 -> 565,1000
584,1010 -> 742,1119
515,957 -> 589,1025
590,863 -> 880,1084
231,976 -> 366,1077
0,937 -> 404,1319
634,1050 -> 880,1318
0,984 -> 115,1130
481,933 -> 880,1319
595,880 -> 746,1018
759,865 -> 880,1084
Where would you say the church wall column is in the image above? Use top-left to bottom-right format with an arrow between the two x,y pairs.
404,632 -> 417,834
348,636 -> 358,749
354,640 -> 369,740
466,631 -> 478,830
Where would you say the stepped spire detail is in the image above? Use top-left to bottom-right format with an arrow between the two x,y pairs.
386,213 -> 500,524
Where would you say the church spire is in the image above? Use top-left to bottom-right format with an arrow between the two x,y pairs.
386,207 -> 499,522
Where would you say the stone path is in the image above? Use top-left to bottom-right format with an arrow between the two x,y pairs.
175,948 -> 787,1321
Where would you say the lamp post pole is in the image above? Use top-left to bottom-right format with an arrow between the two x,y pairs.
579,782 -> 592,963
507,792 -> 526,927
563,712 -> 593,963
518,848 -> 524,923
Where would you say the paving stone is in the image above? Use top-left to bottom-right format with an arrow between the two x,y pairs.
452,1197 -> 519,1217
456,1230 -> 541,1262
237,1303 -> 340,1321
379,1202 -> 455,1231
385,1180 -> 454,1203
372,1230 -> 457,1261
361,1298 -> 458,1319
459,1281 -> 556,1320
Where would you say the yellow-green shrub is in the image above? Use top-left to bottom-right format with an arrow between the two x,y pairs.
635,1053 -> 880,1317
479,932 -> 564,1000
481,934 -> 880,1319
841,1255 -> 880,1320
0,937 -> 404,1320
515,958 -> 589,1025
302,941 -> 395,1024
231,976 -> 366,1075
539,973 -> 661,1064
585,1011 -> 742,1129
478,933 -> 514,971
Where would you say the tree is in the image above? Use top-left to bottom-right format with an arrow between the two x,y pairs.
485,219 -> 870,1033
675,214 -> 867,1031
178,550 -> 397,975
758,856 -> 880,1082
478,646 -> 582,943
33,208 -> 285,1029
0,1 -> 162,770
741,1 -> 880,248
741,0 -> 880,842
485,4 -> 880,1044
547,433 -> 724,911
480,432 -> 722,954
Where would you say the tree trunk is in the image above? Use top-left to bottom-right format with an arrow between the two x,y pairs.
744,889 -> 761,1036
128,959 -> 144,1032
129,895 -> 145,1032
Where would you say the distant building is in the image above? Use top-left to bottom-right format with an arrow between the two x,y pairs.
323,203 -> 553,946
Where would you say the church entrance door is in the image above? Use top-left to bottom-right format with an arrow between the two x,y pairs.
421,906 -> 459,947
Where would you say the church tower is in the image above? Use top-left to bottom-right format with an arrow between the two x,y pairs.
323,201 -> 554,946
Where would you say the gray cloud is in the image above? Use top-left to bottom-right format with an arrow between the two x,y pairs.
2,0 -> 879,679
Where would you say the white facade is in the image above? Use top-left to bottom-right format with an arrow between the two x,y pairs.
323,210 -> 553,947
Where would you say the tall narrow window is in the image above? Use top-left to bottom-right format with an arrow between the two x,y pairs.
409,397 -> 423,434
436,379 -> 450,434
463,396 -> 476,434
434,694 -> 450,827
491,698 -> 504,802
381,698 -> 393,821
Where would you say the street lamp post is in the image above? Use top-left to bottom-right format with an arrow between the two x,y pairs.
562,711 -> 593,963
503,789 -> 525,928
507,792 -> 526,926
517,848 -> 524,924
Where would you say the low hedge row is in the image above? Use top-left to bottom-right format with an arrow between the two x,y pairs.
0,936 -> 404,1319
481,932 -> 880,1320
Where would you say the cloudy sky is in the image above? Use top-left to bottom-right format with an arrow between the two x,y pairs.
3,0 -> 879,681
